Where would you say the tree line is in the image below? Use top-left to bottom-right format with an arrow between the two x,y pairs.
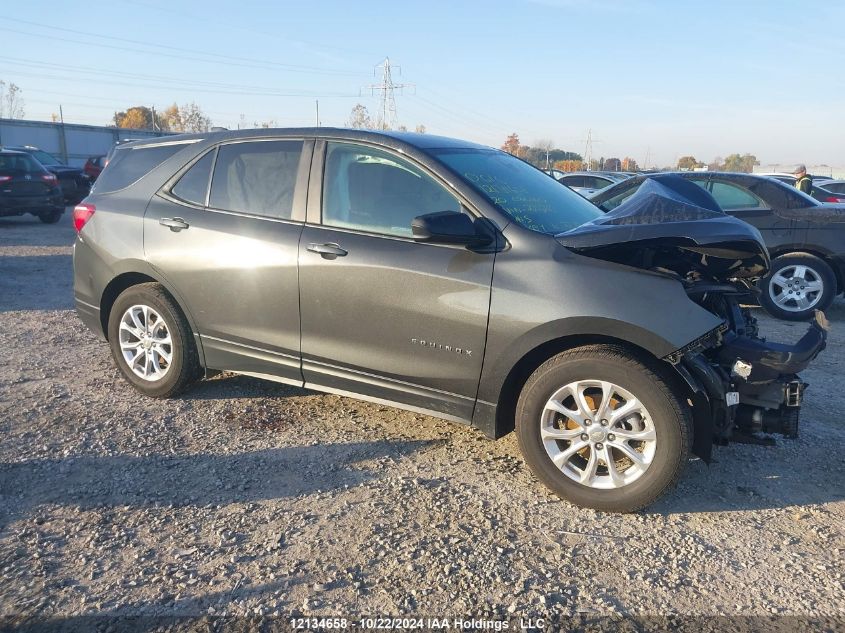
677,153 -> 760,173
112,103 -> 212,133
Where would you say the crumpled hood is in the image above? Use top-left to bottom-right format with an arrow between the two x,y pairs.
556,175 -> 769,280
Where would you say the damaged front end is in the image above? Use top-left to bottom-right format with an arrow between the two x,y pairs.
558,176 -> 828,460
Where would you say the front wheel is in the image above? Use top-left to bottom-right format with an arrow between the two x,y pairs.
107,282 -> 200,398
516,345 -> 692,513
758,253 -> 836,321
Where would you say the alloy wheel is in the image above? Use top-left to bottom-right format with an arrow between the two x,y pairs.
118,304 -> 173,381
540,380 -> 657,490
768,264 -> 824,313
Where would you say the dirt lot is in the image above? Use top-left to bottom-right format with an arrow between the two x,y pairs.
1,211 -> 843,628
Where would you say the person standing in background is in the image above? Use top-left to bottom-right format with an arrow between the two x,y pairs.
794,165 -> 812,194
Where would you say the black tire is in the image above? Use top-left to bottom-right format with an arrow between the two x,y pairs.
107,282 -> 200,398
758,253 -> 836,321
515,345 -> 692,513
38,210 -> 62,224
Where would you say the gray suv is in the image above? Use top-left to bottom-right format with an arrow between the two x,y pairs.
73,129 -> 827,512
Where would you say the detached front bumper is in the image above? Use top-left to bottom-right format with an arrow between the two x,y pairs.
675,312 -> 828,460
718,311 -> 828,388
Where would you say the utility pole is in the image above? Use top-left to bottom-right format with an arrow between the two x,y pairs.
316,99 -> 320,127
151,105 -> 157,132
58,104 -> 68,164
364,57 -> 413,131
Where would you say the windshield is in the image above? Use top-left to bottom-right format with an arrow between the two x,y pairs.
431,149 -> 602,234
31,150 -> 63,166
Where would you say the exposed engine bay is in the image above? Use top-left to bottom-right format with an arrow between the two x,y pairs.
557,176 -> 829,459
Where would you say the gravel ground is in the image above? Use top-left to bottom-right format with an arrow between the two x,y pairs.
1,211 -> 843,629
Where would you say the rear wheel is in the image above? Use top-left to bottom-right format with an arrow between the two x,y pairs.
516,345 -> 692,513
107,283 -> 200,398
38,210 -> 62,224
759,253 -> 836,321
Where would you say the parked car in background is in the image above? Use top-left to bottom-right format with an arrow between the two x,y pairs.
6,145 -> 91,205
758,172 -> 843,204
817,180 -> 845,195
0,149 -> 65,223
72,129 -> 826,512
591,172 -> 845,321
83,155 -> 107,182
759,172 -> 833,185
554,171 -> 630,196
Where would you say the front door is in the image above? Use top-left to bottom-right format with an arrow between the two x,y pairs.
298,141 -> 495,420
144,139 -> 311,384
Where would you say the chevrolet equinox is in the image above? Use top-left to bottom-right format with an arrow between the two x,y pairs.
73,129 -> 826,512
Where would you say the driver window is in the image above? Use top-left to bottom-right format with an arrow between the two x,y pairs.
322,142 -> 461,237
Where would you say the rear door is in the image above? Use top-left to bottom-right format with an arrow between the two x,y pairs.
694,177 -> 809,250
144,139 -> 312,384
297,141 -> 495,420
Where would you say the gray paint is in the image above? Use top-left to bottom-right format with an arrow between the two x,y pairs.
74,128 -> 736,437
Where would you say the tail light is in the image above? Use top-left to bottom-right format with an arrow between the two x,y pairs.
824,196 -> 844,203
41,173 -> 58,184
73,203 -> 95,232
0,175 -> 11,183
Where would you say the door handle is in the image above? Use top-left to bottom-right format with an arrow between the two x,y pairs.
306,242 -> 348,258
159,217 -> 190,232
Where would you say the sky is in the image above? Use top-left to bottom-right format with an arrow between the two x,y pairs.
1,0 -> 843,167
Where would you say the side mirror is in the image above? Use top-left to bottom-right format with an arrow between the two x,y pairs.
411,210 -> 492,247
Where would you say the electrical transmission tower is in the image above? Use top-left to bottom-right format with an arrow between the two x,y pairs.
365,58 -> 413,130
582,128 -> 602,171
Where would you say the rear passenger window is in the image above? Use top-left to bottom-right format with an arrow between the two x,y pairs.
171,150 -> 214,206
709,182 -> 764,210
209,141 -> 302,219
94,144 -> 186,193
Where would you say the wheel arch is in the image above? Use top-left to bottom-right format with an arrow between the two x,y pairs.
479,330 -> 679,440
99,264 -> 207,368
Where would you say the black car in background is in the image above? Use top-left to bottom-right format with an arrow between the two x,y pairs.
6,146 -> 91,205
591,172 -> 845,321
0,149 -> 65,223
761,173 -> 845,204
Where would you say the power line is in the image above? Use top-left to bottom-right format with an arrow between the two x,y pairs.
1,17 -> 364,76
1,66 -> 360,99
0,56 -> 357,98
0,24 -> 361,77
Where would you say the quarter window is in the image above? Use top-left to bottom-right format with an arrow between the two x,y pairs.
171,150 -> 215,206
322,143 -> 461,238
95,144 -> 186,193
209,140 -> 303,219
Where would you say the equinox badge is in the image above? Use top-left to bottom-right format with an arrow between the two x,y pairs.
410,338 -> 472,357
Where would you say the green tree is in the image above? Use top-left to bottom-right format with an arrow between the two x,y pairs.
677,156 -> 702,170
721,153 -> 759,173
